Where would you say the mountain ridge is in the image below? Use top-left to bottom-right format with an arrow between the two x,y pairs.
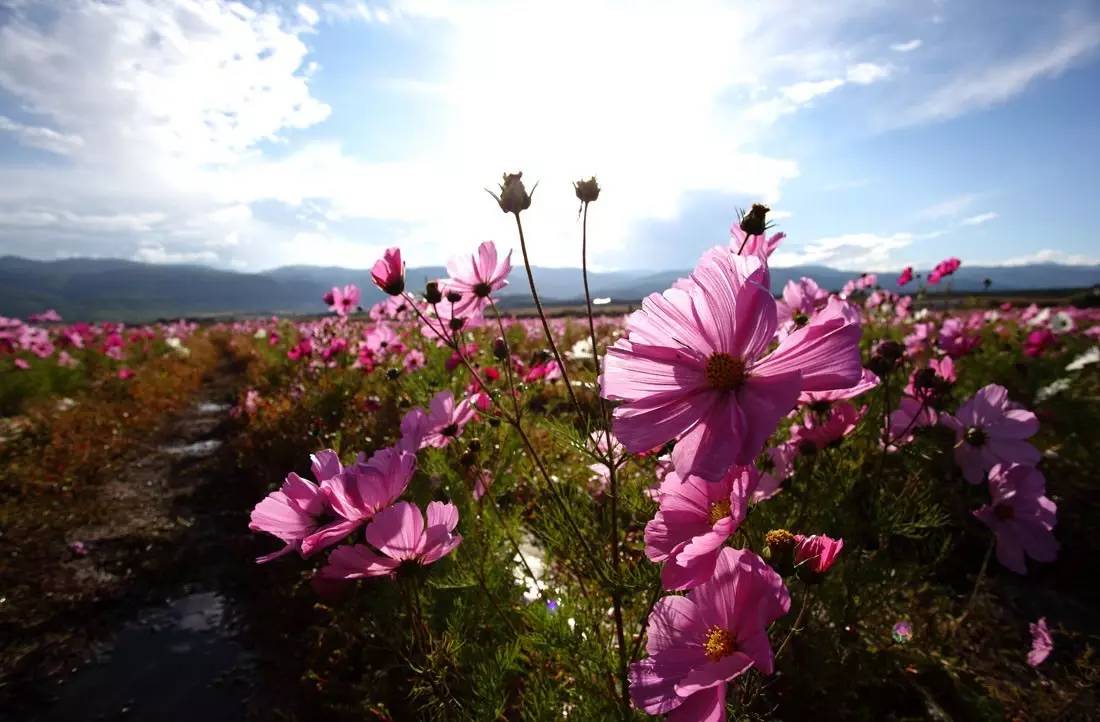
2,255 -> 1097,322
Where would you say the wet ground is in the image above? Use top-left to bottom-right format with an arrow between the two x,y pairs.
1,350 -> 278,722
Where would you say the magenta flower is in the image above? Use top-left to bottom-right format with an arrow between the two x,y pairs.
397,406 -> 432,452
371,247 -> 405,296
973,464 -> 1058,574
328,284 -> 360,317
943,384 -> 1040,483
603,253 -> 862,480
418,390 -> 477,448
1024,329 -> 1056,358
249,450 -> 336,563
776,276 -> 828,329
897,266 -> 913,287
791,401 -> 864,452
319,501 -> 462,580
301,446 -> 417,556
645,466 -> 763,590
628,548 -> 790,718
793,534 -> 844,578
1028,617 -> 1053,667
444,241 -> 512,314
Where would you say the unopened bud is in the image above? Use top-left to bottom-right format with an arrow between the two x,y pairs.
385,367 -> 401,380
492,337 -> 508,360
574,177 -> 601,203
425,281 -> 443,304
449,317 -> 465,332
446,290 -> 463,304
489,172 -> 535,214
739,203 -> 770,237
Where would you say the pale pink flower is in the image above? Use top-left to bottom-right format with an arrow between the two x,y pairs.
319,501 -> 462,579
730,223 -> 785,259
444,241 -> 512,314
1028,617 -> 1053,667
249,450 -> 335,563
791,401 -> 864,451
943,385 -> 1040,483
301,446 -> 416,556
602,252 -> 862,480
973,464 -> 1058,574
645,466 -> 764,590
628,548 -> 790,718
328,284 -> 360,317
419,390 -> 477,448
371,247 -> 405,296
397,407 -> 432,452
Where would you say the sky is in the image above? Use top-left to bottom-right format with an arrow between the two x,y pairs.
0,0 -> 1098,274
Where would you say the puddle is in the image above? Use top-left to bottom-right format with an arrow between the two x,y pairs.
195,402 -> 230,414
37,592 -> 254,722
160,439 -> 223,457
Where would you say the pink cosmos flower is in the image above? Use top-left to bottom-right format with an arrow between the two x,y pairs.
603,252 -> 862,480
301,446 -> 417,556
588,431 -> 626,494
328,284 -> 360,317
319,501 -> 462,580
755,443 -> 796,502
730,223 -> 785,259
793,534 -> 844,578
887,397 -> 938,447
791,401 -> 865,451
939,318 -> 980,357
776,277 -> 828,329
249,450 -> 335,563
403,348 -> 426,371
371,247 -> 405,296
419,390 -> 477,448
942,384 -> 1040,483
117,367 -> 135,380
628,548 -> 790,718
645,466 -> 766,590
800,367 -> 880,405
397,406 -> 432,452
444,241 -> 512,314
14,358 -> 30,370
897,266 -> 914,287
973,464 -> 1058,574
1028,617 -> 1053,667
1024,329 -> 1056,358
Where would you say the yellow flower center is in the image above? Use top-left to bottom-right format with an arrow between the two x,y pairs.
703,625 -> 737,661
708,499 -> 731,525
705,353 -> 747,391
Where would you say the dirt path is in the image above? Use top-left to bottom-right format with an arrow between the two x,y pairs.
1,344 -> 281,722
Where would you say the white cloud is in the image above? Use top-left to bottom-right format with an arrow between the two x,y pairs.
134,243 -> 218,265
297,4 -> 320,26
898,20 -> 1100,125
992,249 -> 1099,266
0,115 -> 84,155
770,232 -> 914,271
890,39 -> 922,53
781,79 -> 846,104
914,193 -> 979,221
961,211 -> 998,226
846,62 -> 892,85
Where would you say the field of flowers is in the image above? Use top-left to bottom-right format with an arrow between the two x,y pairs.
3,177 -> 1100,721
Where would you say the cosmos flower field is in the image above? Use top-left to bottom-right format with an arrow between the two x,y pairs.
3,180 -> 1099,720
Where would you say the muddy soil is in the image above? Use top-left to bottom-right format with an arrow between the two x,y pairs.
0,348 -> 300,722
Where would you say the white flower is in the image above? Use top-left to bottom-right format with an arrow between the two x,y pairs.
1066,347 -> 1099,372
1036,378 -> 1072,403
1050,311 -> 1075,335
253,328 -> 268,339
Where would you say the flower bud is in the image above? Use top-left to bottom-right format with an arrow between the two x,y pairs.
492,337 -> 508,360
794,534 -> 844,583
370,247 -> 405,296
425,281 -> 443,304
738,203 -> 771,237
449,317 -> 465,332
385,367 -> 401,380
574,177 -> 601,203
489,172 -> 535,214
446,289 -> 463,304
764,528 -> 797,576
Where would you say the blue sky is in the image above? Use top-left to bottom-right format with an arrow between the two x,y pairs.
0,0 -> 1098,273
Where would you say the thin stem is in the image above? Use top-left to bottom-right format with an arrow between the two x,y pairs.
583,200 -> 629,715
629,577 -> 665,661
958,536 -> 995,626
512,212 -> 584,417
774,586 -> 812,661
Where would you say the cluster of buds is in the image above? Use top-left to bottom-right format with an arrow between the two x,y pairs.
912,367 -> 954,408
866,340 -> 904,377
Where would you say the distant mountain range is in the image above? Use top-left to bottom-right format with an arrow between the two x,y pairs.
2,255 -> 1098,322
